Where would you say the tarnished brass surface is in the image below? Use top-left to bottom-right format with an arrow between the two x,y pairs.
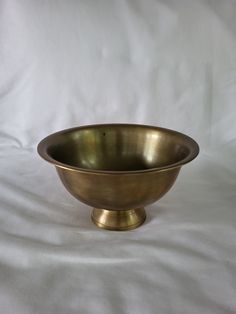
38,124 -> 199,231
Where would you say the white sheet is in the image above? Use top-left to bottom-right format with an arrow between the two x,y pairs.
0,1 -> 236,313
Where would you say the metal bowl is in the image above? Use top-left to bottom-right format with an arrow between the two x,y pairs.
38,124 -> 199,231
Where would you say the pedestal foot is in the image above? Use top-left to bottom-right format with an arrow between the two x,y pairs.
91,207 -> 146,231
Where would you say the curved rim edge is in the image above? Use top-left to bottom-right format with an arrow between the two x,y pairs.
37,123 -> 200,175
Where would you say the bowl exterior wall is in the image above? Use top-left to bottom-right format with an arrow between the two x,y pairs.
56,167 -> 181,210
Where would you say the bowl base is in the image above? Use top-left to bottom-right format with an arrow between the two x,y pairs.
91,207 -> 146,231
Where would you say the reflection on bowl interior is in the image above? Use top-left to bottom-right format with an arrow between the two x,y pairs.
47,126 -> 191,171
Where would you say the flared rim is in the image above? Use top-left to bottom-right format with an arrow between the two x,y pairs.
37,123 -> 199,175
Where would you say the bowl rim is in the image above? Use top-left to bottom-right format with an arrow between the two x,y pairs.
37,123 -> 200,175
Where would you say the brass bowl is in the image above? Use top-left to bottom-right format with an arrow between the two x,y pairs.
38,124 -> 199,231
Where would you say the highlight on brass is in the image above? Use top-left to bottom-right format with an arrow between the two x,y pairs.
37,124 -> 199,231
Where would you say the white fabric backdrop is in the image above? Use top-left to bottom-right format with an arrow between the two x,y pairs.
0,1 -> 236,313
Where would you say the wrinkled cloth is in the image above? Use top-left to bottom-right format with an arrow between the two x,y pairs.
0,1 -> 236,313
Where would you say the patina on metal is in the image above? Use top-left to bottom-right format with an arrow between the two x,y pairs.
38,124 -> 199,231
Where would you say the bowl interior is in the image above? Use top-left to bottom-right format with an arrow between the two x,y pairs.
42,125 -> 198,172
